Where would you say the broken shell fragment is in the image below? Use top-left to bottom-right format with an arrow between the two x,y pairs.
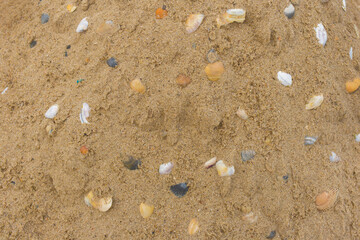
204,61 -> 225,81
80,103 -> 90,124
80,145 -> 88,155
241,150 -> 256,162
176,74 -> 192,87
185,14 -> 204,33
345,81 -> 360,93
170,182 -> 189,198
123,156 -> 141,170
155,7 -> 168,19
84,191 -> 112,212
242,212 -> 258,224
342,0 -> 346,11
314,23 -> 327,47
45,104 -> 59,119
159,162 -> 174,175
76,17 -> 88,33
284,4 -> 295,18
305,94 -> 323,110
355,134 -> 360,142
350,47 -> 353,60
96,21 -> 115,35
130,78 -> 146,93
139,203 -> 154,218
188,218 -> 200,235
315,189 -> 338,210
216,9 -> 246,28
216,160 -> 235,176
206,49 -> 219,63
277,71 -> 292,86
236,108 -> 248,120
204,157 -> 217,169
66,4 -> 77,12
329,152 -> 341,162
304,136 -> 318,145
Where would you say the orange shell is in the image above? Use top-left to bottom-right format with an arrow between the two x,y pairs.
315,189 -> 338,210
80,145 -> 88,155
204,61 -> 225,81
176,74 -> 192,87
130,78 -> 146,93
345,81 -> 360,93
188,218 -> 199,235
155,8 -> 168,19
354,78 -> 360,85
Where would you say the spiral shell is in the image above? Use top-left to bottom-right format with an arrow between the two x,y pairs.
315,189 -> 338,210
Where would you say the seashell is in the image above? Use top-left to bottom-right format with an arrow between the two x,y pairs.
123,156 -> 141,170
204,61 -> 225,81
155,7 -> 168,19
315,189 -> 338,210
236,108 -> 248,120
216,160 -> 235,176
76,17 -> 88,33
170,182 -> 189,198
355,134 -> 360,142
84,191 -> 113,212
350,47 -> 353,60
206,49 -> 219,63
314,23 -> 327,47
277,71 -> 292,86
80,145 -> 88,155
1,87 -> 8,95
304,136 -> 318,145
345,81 -> 359,93
216,9 -> 246,28
242,212 -> 258,224
130,78 -> 146,94
176,74 -> 192,87
80,103 -> 90,124
45,104 -> 59,119
329,152 -> 341,162
342,0 -> 346,11
66,4 -> 77,12
185,14 -> 204,33
159,162 -> 174,175
241,150 -> 256,162
41,13 -> 49,24
284,4 -> 295,19
204,157 -> 217,169
106,57 -> 118,68
96,21 -> 115,35
355,24 -> 360,39
139,203 -> 154,218
188,218 -> 199,235
305,94 -> 323,110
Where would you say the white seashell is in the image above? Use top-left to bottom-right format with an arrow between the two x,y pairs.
216,160 -> 235,176
236,108 -> 248,120
76,17 -> 88,33
304,136 -> 318,145
1,87 -> 8,94
204,157 -> 217,168
97,197 -> 113,212
355,134 -> 360,142
305,94 -> 324,110
342,0 -> 346,11
80,102 -> 90,124
216,9 -> 246,28
277,71 -> 292,86
284,4 -> 295,19
329,152 -> 341,162
159,162 -> 174,175
185,14 -> 204,33
314,23 -> 327,47
350,47 -> 353,60
45,104 -> 59,119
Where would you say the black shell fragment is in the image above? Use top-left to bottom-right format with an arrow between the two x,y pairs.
266,231 -> 276,239
30,40 -> 37,48
123,156 -> 141,170
170,182 -> 189,198
107,57 -> 118,68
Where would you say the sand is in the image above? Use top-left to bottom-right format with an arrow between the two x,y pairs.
0,0 -> 360,239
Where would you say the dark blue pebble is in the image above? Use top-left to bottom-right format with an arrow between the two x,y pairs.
170,182 -> 189,198
65,51 -> 68,57
30,40 -> 37,48
283,175 -> 289,181
266,231 -> 276,239
66,45 -> 71,49
107,57 -> 118,68
41,13 -> 49,24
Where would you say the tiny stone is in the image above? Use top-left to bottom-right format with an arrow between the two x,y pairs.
209,31 -> 216,40
30,40 -> 37,48
10,181 -> 15,185
283,175 -> 289,181
41,13 -> 49,24
66,45 -> 71,49
284,4 -> 295,19
266,231 -> 276,239
65,51 -> 68,57
170,182 -> 189,198
107,57 -> 118,68
123,156 -> 141,170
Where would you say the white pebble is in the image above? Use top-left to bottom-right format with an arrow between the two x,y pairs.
204,157 -> 217,168
236,108 -> 248,120
277,71 -> 292,86
45,104 -> 59,119
284,4 -> 295,19
159,162 -> 174,175
329,152 -> 341,163
350,47 -> 353,60
314,23 -> 327,47
80,103 -> 90,124
1,87 -> 8,94
355,134 -> 360,142
342,0 -> 346,11
76,17 -> 88,33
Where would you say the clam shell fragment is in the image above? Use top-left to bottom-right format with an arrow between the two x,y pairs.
170,182 -> 189,198
130,78 -> 146,93
314,23 -> 327,47
304,136 -> 318,145
284,4 -> 295,19
204,61 -> 225,81
355,134 -> 360,142
159,162 -> 174,175
329,152 -> 341,162
216,160 -> 235,176
80,103 -> 90,124
315,189 -> 338,210
216,9 -> 246,28
241,150 -> 256,162
277,71 -> 292,86
242,212 -> 258,224
139,203 -> 154,218
204,157 -> 217,168
76,17 -> 88,33
305,94 -> 323,110
185,14 -> 204,33
84,191 -> 112,212
123,156 -> 141,170
45,104 -> 59,119
188,218 -> 200,235
236,108 -> 248,120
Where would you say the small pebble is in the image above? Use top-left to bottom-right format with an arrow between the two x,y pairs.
159,162 -> 174,175
65,51 -> 68,57
170,182 -> 189,198
266,231 -> 276,239
355,134 -> 360,142
283,175 -> 289,181
1,87 -> 8,95
66,45 -> 71,49
107,57 -> 118,68
329,152 -> 341,162
30,40 -> 37,48
80,146 -> 88,155
284,4 -> 295,19
176,74 -> 191,87
123,156 -> 141,170
41,13 -> 49,24
10,181 -> 15,185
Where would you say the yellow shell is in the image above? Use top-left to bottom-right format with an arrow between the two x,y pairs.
216,9 -> 246,28
346,79 -> 360,93
305,94 -> 324,110
315,189 -> 338,210
84,191 -> 113,212
188,218 -> 199,235
216,160 -> 235,176
130,78 -> 146,93
139,203 -> 154,218
185,14 -> 205,33
236,108 -> 248,120
204,61 -> 225,81
66,4 -> 77,12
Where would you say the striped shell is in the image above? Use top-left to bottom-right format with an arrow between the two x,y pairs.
304,136 -> 318,145
185,14 -> 204,33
